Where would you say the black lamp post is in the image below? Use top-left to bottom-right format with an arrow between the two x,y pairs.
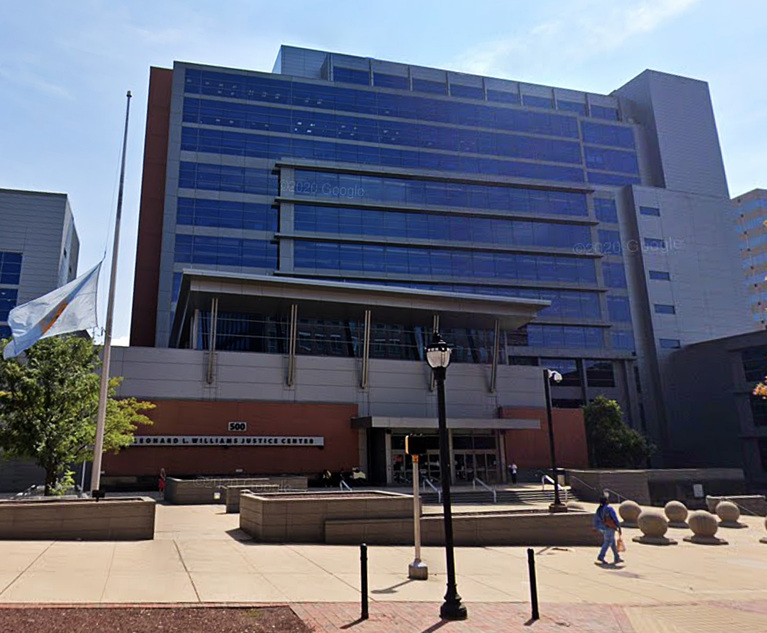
543,368 -> 566,512
426,331 -> 467,621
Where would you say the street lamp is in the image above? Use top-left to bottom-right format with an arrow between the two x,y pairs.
543,368 -> 567,512
426,331 -> 467,621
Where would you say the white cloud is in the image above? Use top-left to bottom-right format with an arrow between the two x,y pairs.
455,0 -> 702,80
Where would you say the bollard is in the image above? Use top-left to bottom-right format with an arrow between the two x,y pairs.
527,548 -> 539,621
360,543 -> 369,620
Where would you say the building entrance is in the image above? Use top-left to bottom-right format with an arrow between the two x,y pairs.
389,430 -> 499,485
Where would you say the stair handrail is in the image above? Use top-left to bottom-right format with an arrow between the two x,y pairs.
339,479 -> 352,492
472,477 -> 496,503
13,484 -> 39,498
603,488 -> 628,503
422,477 -> 442,504
540,473 -> 568,503
709,496 -> 760,517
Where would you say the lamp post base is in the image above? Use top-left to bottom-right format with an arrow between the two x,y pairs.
408,559 -> 429,580
440,596 -> 468,620
548,502 -> 568,513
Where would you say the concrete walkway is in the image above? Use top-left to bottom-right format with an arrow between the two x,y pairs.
1,502 -> 766,631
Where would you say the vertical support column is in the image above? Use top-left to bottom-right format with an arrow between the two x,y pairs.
490,319 -> 500,393
206,297 -> 218,385
191,309 -> 200,350
429,315 -> 440,392
360,308 -> 372,389
286,303 -> 298,387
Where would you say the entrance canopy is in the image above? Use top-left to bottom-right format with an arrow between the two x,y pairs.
170,269 -> 549,348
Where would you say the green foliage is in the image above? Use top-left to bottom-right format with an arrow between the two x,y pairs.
51,469 -> 76,496
582,395 -> 653,468
0,336 -> 154,494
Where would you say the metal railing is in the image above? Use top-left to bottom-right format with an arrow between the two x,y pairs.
13,484 -> 40,498
540,474 -> 568,503
422,477 -> 442,504
568,474 -> 630,505
340,479 -> 352,492
710,496 -> 761,517
472,477 -> 496,503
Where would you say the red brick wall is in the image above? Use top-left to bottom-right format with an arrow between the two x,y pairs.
500,407 -> 589,469
103,400 -> 360,478
130,67 -> 172,347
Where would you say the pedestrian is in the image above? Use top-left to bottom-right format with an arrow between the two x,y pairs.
508,462 -> 518,485
158,468 -> 167,498
594,493 -> 623,565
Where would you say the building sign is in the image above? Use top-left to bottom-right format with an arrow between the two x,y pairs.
131,435 -> 324,447
228,421 -> 248,432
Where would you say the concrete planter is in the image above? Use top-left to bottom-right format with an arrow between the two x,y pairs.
0,496 -> 155,540
165,476 -> 307,505
240,490 -> 412,542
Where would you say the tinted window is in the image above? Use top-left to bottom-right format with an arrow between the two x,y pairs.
334,67 -> 369,85
412,78 -> 446,95
659,338 -> 681,349
591,105 -> 619,121
0,251 -> 22,286
640,206 -> 660,216
522,94 -> 553,109
374,73 -> 409,89
649,270 -> 670,281
585,360 -> 615,387
594,198 -> 618,223
450,84 -> 483,99
654,304 -> 676,315
557,101 -> 586,115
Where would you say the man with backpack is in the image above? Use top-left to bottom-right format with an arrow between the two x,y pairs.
594,493 -> 624,565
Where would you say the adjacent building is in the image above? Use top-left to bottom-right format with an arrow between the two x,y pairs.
0,188 -> 80,491
111,46 -> 751,485
0,188 -> 80,341
734,188 -> 767,329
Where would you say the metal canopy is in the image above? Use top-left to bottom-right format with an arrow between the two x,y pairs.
170,270 -> 549,348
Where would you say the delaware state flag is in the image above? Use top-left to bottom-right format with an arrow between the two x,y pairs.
2,262 -> 101,359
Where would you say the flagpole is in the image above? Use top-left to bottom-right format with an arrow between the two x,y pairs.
90,90 -> 132,494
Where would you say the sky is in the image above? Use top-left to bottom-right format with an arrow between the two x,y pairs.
1,0 -> 766,345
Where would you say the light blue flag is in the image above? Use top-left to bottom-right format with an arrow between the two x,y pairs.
2,262 -> 102,359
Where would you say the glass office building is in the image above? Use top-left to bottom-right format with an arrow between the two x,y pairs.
130,47 -> 750,467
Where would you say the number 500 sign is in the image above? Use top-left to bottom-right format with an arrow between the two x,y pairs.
228,421 -> 248,432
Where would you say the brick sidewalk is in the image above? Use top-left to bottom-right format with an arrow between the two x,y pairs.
292,602 -> 637,632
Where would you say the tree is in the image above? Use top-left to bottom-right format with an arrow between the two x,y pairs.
582,396 -> 653,468
0,336 -> 154,495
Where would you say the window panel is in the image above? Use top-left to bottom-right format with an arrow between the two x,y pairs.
594,198 -> 618,223
649,270 -> 671,281
585,360 -> 615,387
654,304 -> 676,314
640,206 -> 660,216
659,338 -> 681,349
374,73 -> 409,89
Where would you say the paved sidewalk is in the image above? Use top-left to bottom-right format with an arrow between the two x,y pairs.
294,600 -> 767,632
0,503 -> 766,631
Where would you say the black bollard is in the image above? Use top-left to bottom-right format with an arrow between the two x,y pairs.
360,543 -> 369,620
527,548 -> 539,621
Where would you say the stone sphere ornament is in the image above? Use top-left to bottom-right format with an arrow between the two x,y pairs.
664,500 -> 688,527
618,500 -> 641,527
685,510 -> 728,545
633,510 -> 676,545
716,501 -> 746,528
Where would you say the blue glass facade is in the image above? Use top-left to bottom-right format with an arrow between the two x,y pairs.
162,56 -> 646,362
0,252 -> 22,339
